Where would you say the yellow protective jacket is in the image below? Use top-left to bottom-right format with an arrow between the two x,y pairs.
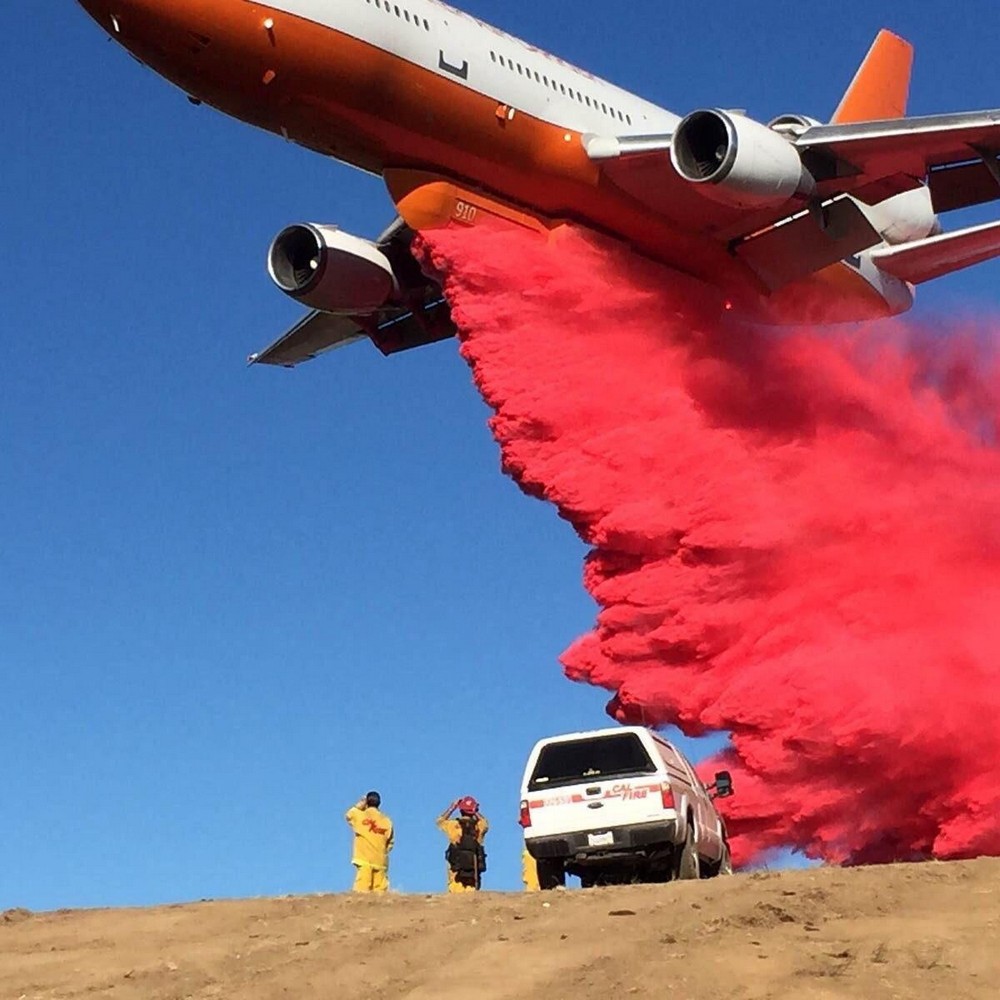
436,814 -> 489,844
345,806 -> 394,869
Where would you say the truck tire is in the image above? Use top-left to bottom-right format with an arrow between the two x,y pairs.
580,868 -> 633,888
702,841 -> 733,878
644,862 -> 673,884
675,824 -> 701,881
536,858 -> 566,890
718,842 -> 733,876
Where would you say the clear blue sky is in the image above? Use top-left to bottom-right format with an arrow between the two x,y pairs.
5,2 -> 999,910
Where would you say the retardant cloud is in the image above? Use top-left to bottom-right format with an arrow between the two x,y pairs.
417,221 -> 1000,867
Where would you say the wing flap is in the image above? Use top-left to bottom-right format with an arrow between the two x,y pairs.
928,157 -> 1000,212
734,196 -> 880,291
869,219 -> 1000,284
368,299 -> 455,355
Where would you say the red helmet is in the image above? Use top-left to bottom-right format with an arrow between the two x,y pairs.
457,796 -> 479,815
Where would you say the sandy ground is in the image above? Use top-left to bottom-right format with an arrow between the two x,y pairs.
2,858 -> 997,1000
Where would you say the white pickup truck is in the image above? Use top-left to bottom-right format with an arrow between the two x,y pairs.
519,726 -> 734,888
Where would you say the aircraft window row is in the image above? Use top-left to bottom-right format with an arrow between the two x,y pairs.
489,50 -> 631,124
367,0 -> 430,30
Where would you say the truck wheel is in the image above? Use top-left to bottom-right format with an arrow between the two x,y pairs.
675,825 -> 701,881
536,858 -> 566,890
702,841 -> 733,878
718,842 -> 733,876
644,863 -> 673,884
580,869 -> 630,888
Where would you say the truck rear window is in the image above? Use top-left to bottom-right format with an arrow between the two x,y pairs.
528,733 -> 657,791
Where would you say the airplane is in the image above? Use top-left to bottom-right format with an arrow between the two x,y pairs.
76,1 -> 1000,367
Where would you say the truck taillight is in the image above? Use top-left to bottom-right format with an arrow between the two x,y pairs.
661,783 -> 676,810
519,799 -> 532,828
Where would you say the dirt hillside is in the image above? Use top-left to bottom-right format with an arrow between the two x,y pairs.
3,858 -> 997,1000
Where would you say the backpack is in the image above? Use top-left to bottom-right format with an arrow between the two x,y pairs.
445,817 -> 487,876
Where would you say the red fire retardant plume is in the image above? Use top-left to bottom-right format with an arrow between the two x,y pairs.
415,221 -> 1000,867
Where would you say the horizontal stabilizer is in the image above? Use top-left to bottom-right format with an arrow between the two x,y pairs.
869,219 -> 1000,284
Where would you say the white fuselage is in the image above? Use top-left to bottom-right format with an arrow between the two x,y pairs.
263,0 -> 680,136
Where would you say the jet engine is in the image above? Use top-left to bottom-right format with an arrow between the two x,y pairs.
767,113 -> 823,135
670,109 -> 813,209
268,223 -> 398,313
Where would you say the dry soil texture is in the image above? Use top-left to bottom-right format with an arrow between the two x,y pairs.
2,858 -> 997,1000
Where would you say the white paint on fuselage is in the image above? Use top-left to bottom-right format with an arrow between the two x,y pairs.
256,0 -> 680,135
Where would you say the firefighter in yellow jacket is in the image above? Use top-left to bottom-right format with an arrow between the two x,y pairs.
437,797 -> 488,893
345,791 -> 394,893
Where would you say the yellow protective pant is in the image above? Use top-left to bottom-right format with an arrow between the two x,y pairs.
447,869 -> 479,893
353,864 -> 389,893
522,850 -> 540,892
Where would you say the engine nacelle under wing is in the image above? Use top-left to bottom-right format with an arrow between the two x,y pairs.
268,223 -> 397,313
856,187 -> 940,246
670,109 -> 814,209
